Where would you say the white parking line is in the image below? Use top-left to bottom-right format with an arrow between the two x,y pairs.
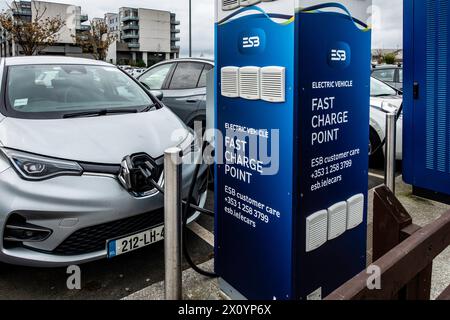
369,172 -> 385,180
370,183 -> 385,191
188,222 -> 214,247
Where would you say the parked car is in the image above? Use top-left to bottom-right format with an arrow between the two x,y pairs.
131,68 -> 146,78
371,64 -> 403,91
137,58 -> 214,130
370,76 -> 403,165
0,56 -> 207,267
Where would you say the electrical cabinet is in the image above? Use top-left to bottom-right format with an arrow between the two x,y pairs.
403,0 -> 450,200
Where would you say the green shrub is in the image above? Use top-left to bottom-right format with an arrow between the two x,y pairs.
383,53 -> 397,65
135,60 -> 147,68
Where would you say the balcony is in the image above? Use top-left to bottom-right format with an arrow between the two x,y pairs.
171,45 -> 180,51
171,28 -> 180,34
12,9 -> 31,16
122,25 -> 139,31
122,33 -> 139,40
128,43 -> 140,49
171,36 -> 180,42
77,25 -> 91,31
122,15 -> 139,22
80,14 -> 89,22
171,20 -> 180,25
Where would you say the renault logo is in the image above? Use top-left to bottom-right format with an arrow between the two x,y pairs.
118,157 -> 133,191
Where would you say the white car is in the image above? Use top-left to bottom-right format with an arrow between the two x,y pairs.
0,56 -> 206,267
369,77 -> 403,165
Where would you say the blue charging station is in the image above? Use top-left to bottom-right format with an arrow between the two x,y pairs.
403,0 -> 450,200
215,0 -> 372,300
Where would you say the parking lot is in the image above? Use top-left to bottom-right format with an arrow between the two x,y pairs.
0,170 -> 386,300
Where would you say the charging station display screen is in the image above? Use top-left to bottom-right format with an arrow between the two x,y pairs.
215,0 -> 372,300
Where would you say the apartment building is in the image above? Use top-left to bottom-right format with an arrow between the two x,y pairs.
106,7 -> 180,66
0,0 -> 91,57
105,12 -> 120,34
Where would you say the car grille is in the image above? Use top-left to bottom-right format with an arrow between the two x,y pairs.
52,209 -> 164,256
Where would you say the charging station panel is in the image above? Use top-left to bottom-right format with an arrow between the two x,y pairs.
403,0 -> 450,198
215,0 -> 372,300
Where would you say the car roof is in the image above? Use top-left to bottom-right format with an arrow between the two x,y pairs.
3,56 -> 113,67
372,64 -> 401,69
152,57 -> 214,67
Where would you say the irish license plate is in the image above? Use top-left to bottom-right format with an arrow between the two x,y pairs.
107,225 -> 164,258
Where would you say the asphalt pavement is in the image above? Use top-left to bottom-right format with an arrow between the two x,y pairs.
0,169 -> 386,300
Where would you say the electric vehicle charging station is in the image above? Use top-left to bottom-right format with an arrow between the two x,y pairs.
215,0 -> 372,300
403,0 -> 450,201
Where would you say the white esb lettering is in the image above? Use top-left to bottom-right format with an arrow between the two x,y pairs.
331,49 -> 347,61
243,36 -> 260,48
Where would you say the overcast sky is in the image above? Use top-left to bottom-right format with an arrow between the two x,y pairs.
0,0 -> 403,57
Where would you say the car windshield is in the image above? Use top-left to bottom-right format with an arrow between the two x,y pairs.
371,77 -> 397,97
6,64 -> 154,119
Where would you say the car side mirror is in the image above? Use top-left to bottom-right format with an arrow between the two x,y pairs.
151,90 -> 164,101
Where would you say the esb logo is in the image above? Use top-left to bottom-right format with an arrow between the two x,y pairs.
239,29 -> 265,54
328,42 -> 351,68
243,36 -> 260,48
331,49 -> 346,61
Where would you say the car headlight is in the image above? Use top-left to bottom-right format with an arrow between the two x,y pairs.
0,148 -> 83,181
381,101 -> 399,114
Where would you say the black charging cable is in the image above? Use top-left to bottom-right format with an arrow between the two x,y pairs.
139,162 -> 215,218
139,152 -> 218,278
370,102 -> 404,157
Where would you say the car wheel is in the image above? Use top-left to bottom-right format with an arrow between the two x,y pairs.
369,128 -> 384,168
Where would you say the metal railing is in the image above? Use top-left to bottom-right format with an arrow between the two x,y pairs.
122,16 -> 139,22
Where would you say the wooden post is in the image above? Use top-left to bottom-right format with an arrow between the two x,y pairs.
373,186 -> 412,261
372,185 -> 433,300
400,225 -> 432,300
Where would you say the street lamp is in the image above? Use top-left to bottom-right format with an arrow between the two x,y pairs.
189,0 -> 192,57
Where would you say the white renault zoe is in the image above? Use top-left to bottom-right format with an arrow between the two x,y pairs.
0,56 -> 206,267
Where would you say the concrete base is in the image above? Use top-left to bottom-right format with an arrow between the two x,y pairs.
122,260 -> 224,300
218,278 -> 247,300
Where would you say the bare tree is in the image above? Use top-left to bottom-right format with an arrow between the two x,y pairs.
373,49 -> 384,64
73,20 -> 117,61
0,2 -> 65,56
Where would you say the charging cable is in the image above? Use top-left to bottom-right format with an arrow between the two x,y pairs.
139,155 -> 218,279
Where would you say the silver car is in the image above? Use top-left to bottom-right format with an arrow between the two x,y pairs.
137,58 -> 214,129
0,56 -> 206,267
369,77 -> 403,165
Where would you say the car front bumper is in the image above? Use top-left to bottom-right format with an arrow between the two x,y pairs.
0,160 -> 205,268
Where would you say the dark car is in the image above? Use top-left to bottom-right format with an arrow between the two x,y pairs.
371,64 -> 403,91
137,58 -> 214,129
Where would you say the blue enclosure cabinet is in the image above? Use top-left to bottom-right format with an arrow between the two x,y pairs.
403,0 -> 450,199
215,0 -> 372,300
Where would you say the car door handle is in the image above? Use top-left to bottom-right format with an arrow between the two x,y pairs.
186,99 -> 198,103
